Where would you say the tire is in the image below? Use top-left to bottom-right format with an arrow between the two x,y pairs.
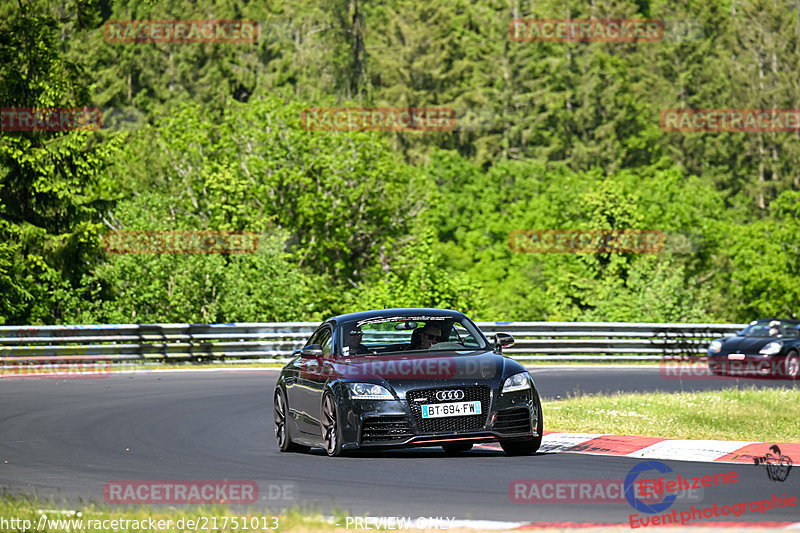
321,392 -> 346,457
274,389 -> 309,453
442,442 -> 474,454
784,351 -> 799,380
501,391 -> 543,456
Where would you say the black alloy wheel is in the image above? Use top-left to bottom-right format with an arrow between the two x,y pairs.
321,393 -> 345,457
274,389 -> 309,453
784,351 -> 799,379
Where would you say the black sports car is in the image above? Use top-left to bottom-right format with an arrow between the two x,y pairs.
707,318 -> 800,379
273,308 -> 543,456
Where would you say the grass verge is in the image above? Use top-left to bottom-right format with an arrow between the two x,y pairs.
543,386 -> 800,442
0,494 -> 346,532
0,495 -> 499,533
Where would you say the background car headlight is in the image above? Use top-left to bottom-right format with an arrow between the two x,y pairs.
502,372 -> 531,393
708,340 -> 722,354
346,383 -> 394,400
759,341 -> 782,355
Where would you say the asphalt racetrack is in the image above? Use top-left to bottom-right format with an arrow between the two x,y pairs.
1,366 -> 797,524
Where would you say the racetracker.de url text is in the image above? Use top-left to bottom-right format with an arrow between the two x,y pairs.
0,515 -> 279,532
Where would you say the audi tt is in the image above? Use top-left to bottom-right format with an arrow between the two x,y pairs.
707,318 -> 800,379
273,308 -> 543,456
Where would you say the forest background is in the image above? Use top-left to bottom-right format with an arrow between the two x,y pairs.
2,0 -> 799,325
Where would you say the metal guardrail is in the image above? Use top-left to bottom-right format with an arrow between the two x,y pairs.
0,321 -> 746,364
477,322 -> 745,360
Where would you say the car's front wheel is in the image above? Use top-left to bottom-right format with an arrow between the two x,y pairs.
783,351 -> 799,379
274,389 -> 309,453
501,391 -> 543,456
321,392 -> 346,457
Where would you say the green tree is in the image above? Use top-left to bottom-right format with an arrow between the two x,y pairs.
75,94 -> 419,321
717,190 -> 800,319
0,0 -> 119,324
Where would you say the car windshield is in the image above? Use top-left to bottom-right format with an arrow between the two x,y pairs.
338,314 -> 489,355
740,321 -> 799,337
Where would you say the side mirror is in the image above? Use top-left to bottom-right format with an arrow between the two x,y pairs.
300,344 -> 323,359
494,333 -> 514,353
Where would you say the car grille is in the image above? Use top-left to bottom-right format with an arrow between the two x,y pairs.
361,416 -> 413,443
493,407 -> 531,434
407,386 -> 490,434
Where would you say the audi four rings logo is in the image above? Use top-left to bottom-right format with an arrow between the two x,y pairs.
436,389 -> 465,401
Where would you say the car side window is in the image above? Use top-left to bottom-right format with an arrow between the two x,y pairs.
319,330 -> 333,356
306,329 -> 323,347
306,326 -> 331,347
449,322 -> 479,348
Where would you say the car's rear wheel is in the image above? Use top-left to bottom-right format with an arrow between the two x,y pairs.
442,442 -> 474,454
321,393 -> 346,457
784,351 -> 799,379
501,391 -> 543,456
274,389 -> 309,453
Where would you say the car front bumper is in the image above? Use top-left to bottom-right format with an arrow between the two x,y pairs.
707,353 -> 787,376
337,386 -> 539,449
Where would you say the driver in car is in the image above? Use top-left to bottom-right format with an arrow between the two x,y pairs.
345,327 -> 371,355
419,325 -> 442,349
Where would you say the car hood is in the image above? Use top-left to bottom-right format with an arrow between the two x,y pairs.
719,336 -> 776,353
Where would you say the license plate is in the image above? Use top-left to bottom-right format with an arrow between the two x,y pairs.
421,401 -> 482,418
728,353 -> 746,360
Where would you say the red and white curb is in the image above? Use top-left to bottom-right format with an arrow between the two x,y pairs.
515,522 -> 800,529
475,432 -> 800,465
329,517 -> 530,530
331,517 -> 800,530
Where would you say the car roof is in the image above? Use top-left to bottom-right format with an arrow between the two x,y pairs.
325,307 -> 466,326
748,318 -> 800,326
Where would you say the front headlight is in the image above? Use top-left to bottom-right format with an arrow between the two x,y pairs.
708,340 -> 722,354
345,382 -> 394,400
759,341 -> 782,355
502,372 -> 531,393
